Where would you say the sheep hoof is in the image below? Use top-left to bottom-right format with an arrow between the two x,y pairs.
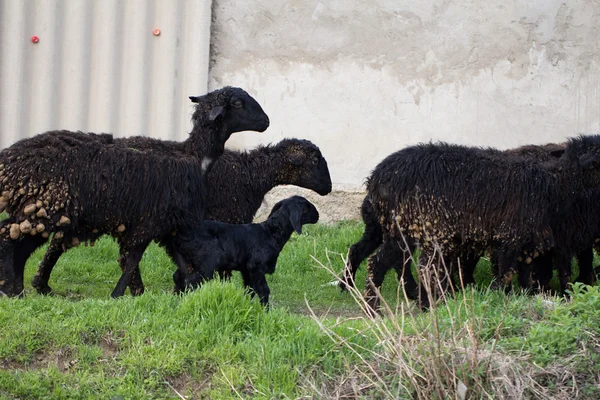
31,277 -> 52,295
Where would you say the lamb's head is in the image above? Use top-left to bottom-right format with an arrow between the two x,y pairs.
268,196 -> 319,234
190,86 -> 270,136
276,139 -> 332,195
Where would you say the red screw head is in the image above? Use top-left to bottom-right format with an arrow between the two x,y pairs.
31,36 -> 39,43
152,28 -> 161,36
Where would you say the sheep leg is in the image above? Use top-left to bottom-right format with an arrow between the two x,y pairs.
417,251 -> 453,310
0,236 -> 16,296
182,255 -> 217,290
530,253 -> 554,293
160,235 -> 208,292
456,256 -> 479,287
31,237 -> 63,295
341,197 -> 382,291
242,270 -> 270,307
552,251 -> 573,295
575,247 -> 595,285
13,235 -> 48,294
111,242 -> 149,298
489,248 -> 516,293
364,243 -> 395,313
391,244 -> 418,300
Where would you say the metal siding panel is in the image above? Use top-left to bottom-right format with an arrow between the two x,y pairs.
27,0 -> 64,137
179,0 -> 212,140
87,0 -> 125,135
0,0 -> 28,148
0,0 -> 211,147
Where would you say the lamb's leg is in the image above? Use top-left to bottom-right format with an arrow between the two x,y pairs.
182,254 -> 218,290
160,235 -> 199,293
31,236 -> 63,294
575,247 -> 594,285
341,197 -> 382,291
242,270 -> 270,307
111,242 -> 149,298
0,236 -> 16,296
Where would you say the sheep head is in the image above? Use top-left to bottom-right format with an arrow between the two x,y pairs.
268,195 -> 319,234
190,86 -> 270,137
277,139 -> 332,196
566,135 -> 600,188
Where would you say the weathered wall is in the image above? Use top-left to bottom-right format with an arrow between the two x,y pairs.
209,0 -> 600,220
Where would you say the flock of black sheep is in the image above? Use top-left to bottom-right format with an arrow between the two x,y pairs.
1,86 -> 599,311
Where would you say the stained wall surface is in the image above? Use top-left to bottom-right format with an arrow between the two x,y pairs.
0,0 -> 212,149
210,0 -> 600,191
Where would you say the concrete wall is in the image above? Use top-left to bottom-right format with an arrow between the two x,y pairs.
209,0 -> 600,221
0,0 -> 212,149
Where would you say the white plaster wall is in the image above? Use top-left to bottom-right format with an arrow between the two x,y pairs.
209,0 -> 600,220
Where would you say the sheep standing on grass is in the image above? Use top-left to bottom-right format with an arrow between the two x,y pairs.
0,86 -> 269,297
172,196 -> 320,306
364,137 -> 600,309
30,138 -> 332,294
341,141 -> 600,299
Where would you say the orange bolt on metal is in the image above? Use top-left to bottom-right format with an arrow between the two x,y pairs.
31,36 -> 39,43
152,28 -> 161,36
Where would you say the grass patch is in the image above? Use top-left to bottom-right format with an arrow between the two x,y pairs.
0,222 -> 599,398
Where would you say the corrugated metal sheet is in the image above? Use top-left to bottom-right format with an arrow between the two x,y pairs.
0,0 -> 212,149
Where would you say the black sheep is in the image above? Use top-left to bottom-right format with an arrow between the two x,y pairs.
0,86 -> 269,297
172,196 -> 320,306
31,138 -> 331,294
364,136 -> 600,309
340,141 -> 596,297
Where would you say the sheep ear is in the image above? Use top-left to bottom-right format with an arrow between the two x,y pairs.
209,105 -> 226,121
579,153 -> 600,169
549,149 -> 565,158
268,202 -> 284,218
189,96 -> 201,103
290,208 -> 303,234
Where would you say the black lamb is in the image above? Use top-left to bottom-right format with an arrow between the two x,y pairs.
172,196 -> 320,306
31,138 -> 331,294
0,86 -> 269,297
364,136 -> 600,309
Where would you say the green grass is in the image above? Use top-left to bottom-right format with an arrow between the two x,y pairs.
1,222 -> 599,398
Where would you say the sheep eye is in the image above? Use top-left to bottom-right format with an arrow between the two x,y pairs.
232,100 -> 243,108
